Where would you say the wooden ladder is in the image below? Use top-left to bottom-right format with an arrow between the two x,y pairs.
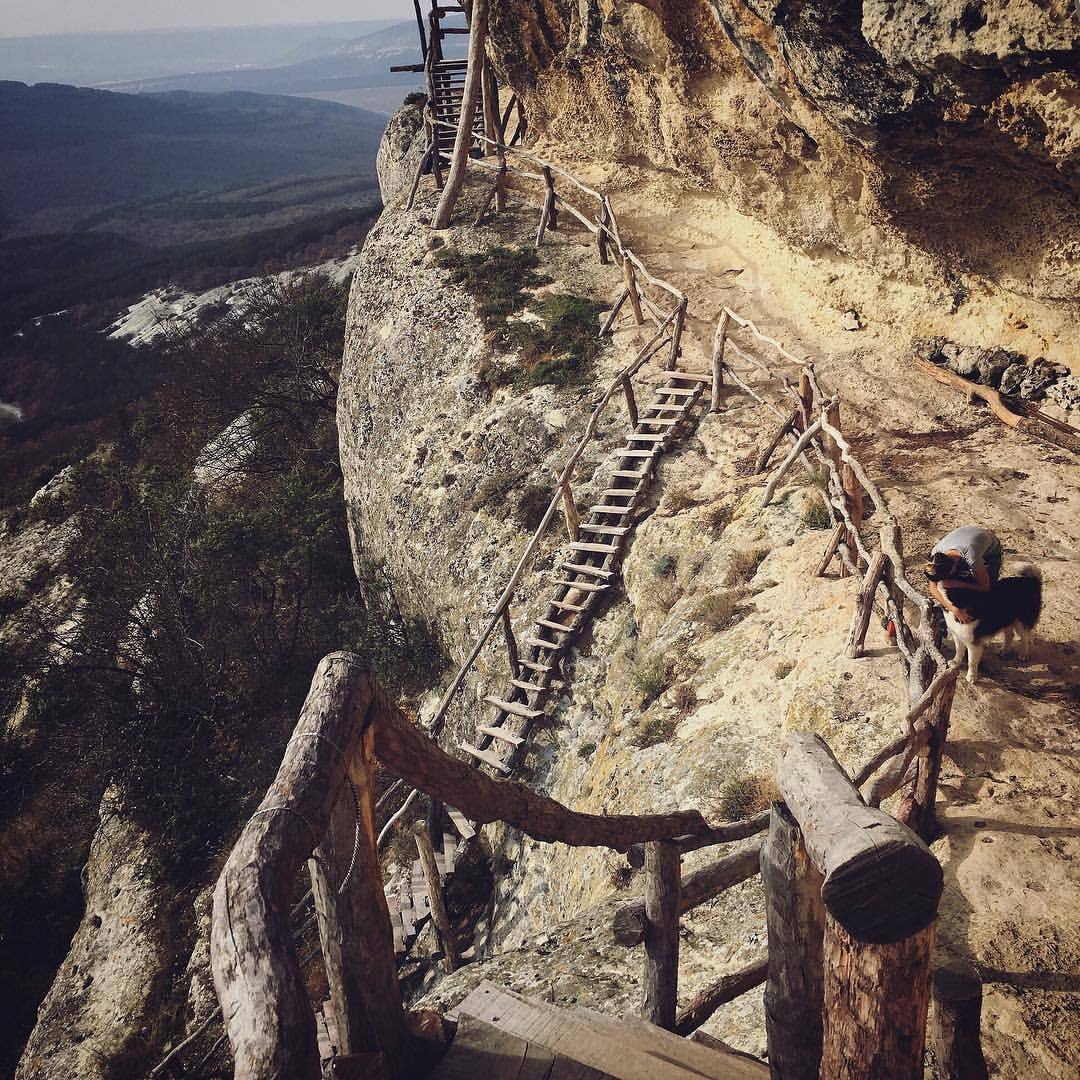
426,1 -> 486,161
459,370 -> 711,774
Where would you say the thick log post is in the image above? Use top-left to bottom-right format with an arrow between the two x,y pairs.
666,297 -> 687,370
796,369 -> 813,431
623,256 -> 645,325
819,914 -> 934,1080
928,958 -> 988,1080
762,803 -> 825,1079
559,474 -> 580,541
711,311 -> 729,413
674,958 -> 768,1036
641,840 -> 681,1029
898,669 -> 958,841
430,0 -> 488,229
622,374 -> 639,428
500,606 -> 520,678
414,820 -> 461,973
211,654 -> 374,1080
776,732 -> 943,943
844,550 -> 888,659
309,786 -> 378,1057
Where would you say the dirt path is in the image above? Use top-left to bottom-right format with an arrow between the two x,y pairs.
536,161 -> 1080,1077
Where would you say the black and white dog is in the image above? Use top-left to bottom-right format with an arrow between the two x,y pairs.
925,555 -> 1043,684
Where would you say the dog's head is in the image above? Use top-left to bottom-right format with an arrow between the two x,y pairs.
925,551 -> 970,583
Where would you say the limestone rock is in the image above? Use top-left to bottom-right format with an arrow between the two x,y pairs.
1045,375 -> 1080,412
376,97 -> 427,207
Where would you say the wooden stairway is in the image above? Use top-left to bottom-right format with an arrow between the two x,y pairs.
429,980 -> 768,1079
425,1 -> 486,160
459,370 -> 711,775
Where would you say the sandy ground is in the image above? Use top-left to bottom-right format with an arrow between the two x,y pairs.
487,158 -> 1080,1075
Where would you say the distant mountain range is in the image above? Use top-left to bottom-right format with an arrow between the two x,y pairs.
0,81 -> 385,240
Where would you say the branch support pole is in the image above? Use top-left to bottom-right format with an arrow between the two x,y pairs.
666,297 -> 687,371
641,840 -> 681,1030
536,165 -> 556,247
597,203 -> 611,264
500,607 -> 520,679
622,374 -> 639,429
623,256 -> 645,325
414,820 -> 461,973
845,550 -> 888,659
711,311 -> 729,413
557,471 -> 580,541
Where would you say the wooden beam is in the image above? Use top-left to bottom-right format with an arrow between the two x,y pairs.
372,679 -> 712,847
623,256 -> 645,325
819,914 -> 934,1080
611,843 -> 762,946
776,732 -> 943,943
210,653 -> 373,1080
622,374 -> 639,429
641,840 -> 680,1030
674,958 -> 768,1036
844,550 -> 888,659
559,474 -> 580,541
816,522 -> 846,577
430,0 -> 488,229
761,803 -> 825,1079
414,820 -> 461,972
928,957 -> 988,1080
500,607 -> 520,679
711,311 -> 729,413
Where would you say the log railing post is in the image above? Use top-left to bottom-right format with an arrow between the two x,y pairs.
623,256 -> 645,325
761,802 -> 825,1079
641,840 -> 681,1030
898,666 -> 958,842
414,820 -> 461,973
597,203 -> 611,264
622,374 -> 639,429
844,550 -> 888,659
666,297 -> 687,371
928,958 -> 988,1080
536,166 -> 556,247
500,606 -> 520,679
816,522 -> 846,577
558,472 -> 580,541
796,368 -> 813,432
711,311 -> 729,413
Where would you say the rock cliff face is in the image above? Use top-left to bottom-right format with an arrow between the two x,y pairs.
487,0 -> 1079,310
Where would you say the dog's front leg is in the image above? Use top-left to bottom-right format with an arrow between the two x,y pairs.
966,642 -> 983,684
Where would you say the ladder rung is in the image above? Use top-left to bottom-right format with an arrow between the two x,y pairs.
579,523 -> 630,536
635,417 -> 679,426
536,617 -> 574,634
518,659 -> 553,673
601,488 -> 641,498
589,504 -> 633,515
524,635 -> 563,650
628,432 -> 667,442
553,578 -> 609,592
550,599 -> 586,613
667,372 -> 712,383
619,449 -> 658,459
478,725 -> 525,746
654,386 -> 697,398
484,695 -> 544,719
559,562 -> 613,578
570,541 -> 620,554
511,677 -> 547,692
611,470 -> 648,480
460,742 -> 510,773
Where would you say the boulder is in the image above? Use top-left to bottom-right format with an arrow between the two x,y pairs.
376,97 -> 428,207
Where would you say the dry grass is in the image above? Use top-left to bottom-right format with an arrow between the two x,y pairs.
801,493 -> 832,530
663,485 -> 701,514
632,714 -> 679,748
718,772 -> 780,820
633,654 -> 673,707
671,682 -> 697,714
693,589 -> 748,631
700,502 -> 733,536
646,576 -> 681,613
725,547 -> 769,586
774,660 -> 795,680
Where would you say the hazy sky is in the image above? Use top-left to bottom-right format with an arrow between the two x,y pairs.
0,0 -> 405,37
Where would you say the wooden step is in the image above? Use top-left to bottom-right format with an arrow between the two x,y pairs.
589,504 -> 634,514
553,578 -> 608,592
569,540 -> 620,554
447,807 -> 476,840
478,724 -> 525,746
635,416 -> 680,426
460,742 -> 510,773
484,696 -> 543,719
579,523 -> 630,536
535,617 -> 573,634
510,677 -> 547,692
628,432 -> 667,442
524,635 -> 562,651
518,660 -> 553,675
559,562 -> 613,578
666,371 -> 712,383
652,386 -> 697,398
601,489 -> 640,499
550,599 -> 586,613
619,449 -> 658,459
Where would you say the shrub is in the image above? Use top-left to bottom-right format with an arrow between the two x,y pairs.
700,502 -> 732,536
664,486 -> 699,514
515,482 -> 552,531
646,576 -> 680,614
652,553 -> 676,577
509,293 -> 607,390
774,660 -> 795,680
434,245 -> 548,327
718,773 -> 779,820
671,682 -> 697,714
632,714 -> 678,748
725,547 -> 768,585
801,494 -> 831,530
693,590 -> 747,631
633,654 -> 672,706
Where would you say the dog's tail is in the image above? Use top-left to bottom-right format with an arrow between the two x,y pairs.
1012,563 -> 1043,629
1013,562 -> 1042,581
